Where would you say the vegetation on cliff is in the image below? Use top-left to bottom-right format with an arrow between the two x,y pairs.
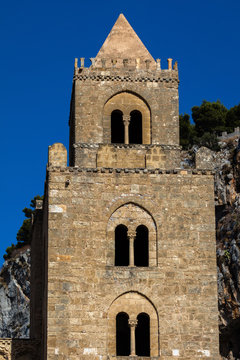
4,196 -> 43,260
180,101 -> 240,150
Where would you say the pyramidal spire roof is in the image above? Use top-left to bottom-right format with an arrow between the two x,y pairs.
95,14 -> 155,66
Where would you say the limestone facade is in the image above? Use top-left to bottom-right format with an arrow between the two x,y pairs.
42,166 -> 219,360
1,13 -> 220,360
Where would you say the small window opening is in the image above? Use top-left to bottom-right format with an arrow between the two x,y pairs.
111,110 -> 124,143
129,110 -> 142,144
115,225 -> 129,266
134,225 -> 149,266
116,312 -> 130,356
136,313 -> 150,356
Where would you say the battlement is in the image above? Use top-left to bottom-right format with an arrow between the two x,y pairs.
218,127 -> 240,141
74,57 -> 178,73
73,65 -> 179,87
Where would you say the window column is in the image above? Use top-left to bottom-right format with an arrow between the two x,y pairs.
128,231 -> 136,267
122,114 -> 130,144
128,319 -> 138,356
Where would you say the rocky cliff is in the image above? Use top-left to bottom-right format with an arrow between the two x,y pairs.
0,140 -> 240,358
182,139 -> 240,359
214,140 -> 240,360
0,247 -> 30,338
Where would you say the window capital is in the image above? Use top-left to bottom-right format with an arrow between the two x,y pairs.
122,114 -> 131,125
127,231 -> 136,240
128,318 -> 138,328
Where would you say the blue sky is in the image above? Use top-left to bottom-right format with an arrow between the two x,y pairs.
0,0 -> 240,263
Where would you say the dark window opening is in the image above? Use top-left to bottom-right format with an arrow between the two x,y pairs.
134,225 -> 149,266
115,225 -> 129,266
129,110 -> 142,144
116,312 -> 130,356
136,313 -> 150,356
111,110 -> 124,143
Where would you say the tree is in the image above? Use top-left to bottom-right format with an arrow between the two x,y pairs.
179,113 -> 195,149
192,100 -> 227,137
16,195 -> 43,245
192,132 -> 220,151
225,104 -> 240,132
3,195 -> 43,260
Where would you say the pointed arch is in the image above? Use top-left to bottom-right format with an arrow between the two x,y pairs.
103,91 -> 151,144
107,291 -> 159,357
106,202 -> 157,267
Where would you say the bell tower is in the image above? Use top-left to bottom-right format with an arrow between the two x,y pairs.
69,13 -> 180,170
30,13 -> 220,360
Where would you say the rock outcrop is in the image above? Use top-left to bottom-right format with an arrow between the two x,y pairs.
217,206 -> 240,359
214,140 -> 240,359
181,139 -> 240,359
0,247 -> 30,338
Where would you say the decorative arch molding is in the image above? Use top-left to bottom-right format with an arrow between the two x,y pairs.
106,202 -> 157,267
103,91 -> 151,144
103,195 -> 159,224
102,88 -> 153,112
107,291 -> 159,357
103,90 -> 151,112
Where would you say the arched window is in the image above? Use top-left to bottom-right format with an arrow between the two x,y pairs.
129,110 -> 142,144
111,110 -> 124,143
134,225 -> 149,267
136,313 -> 150,356
116,312 -> 130,356
115,225 -> 129,266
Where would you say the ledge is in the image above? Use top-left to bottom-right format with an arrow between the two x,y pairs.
73,143 -> 181,150
47,166 -> 215,175
73,68 -> 179,85
106,265 -> 157,269
108,357 -> 160,360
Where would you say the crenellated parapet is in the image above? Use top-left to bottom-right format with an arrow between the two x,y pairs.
74,56 -> 178,71
73,57 -> 179,87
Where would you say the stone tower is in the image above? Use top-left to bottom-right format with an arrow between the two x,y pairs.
29,13 -> 220,360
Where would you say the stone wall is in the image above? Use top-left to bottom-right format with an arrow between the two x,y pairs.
218,127 -> 240,142
74,144 -> 181,169
45,166 -> 219,360
69,67 -> 179,167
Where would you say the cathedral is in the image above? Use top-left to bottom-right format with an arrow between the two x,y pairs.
0,14 -> 220,360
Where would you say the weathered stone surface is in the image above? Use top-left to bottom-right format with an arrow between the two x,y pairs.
196,146 -> 215,169
40,166 -> 219,359
48,143 -> 67,167
0,248 -> 30,338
